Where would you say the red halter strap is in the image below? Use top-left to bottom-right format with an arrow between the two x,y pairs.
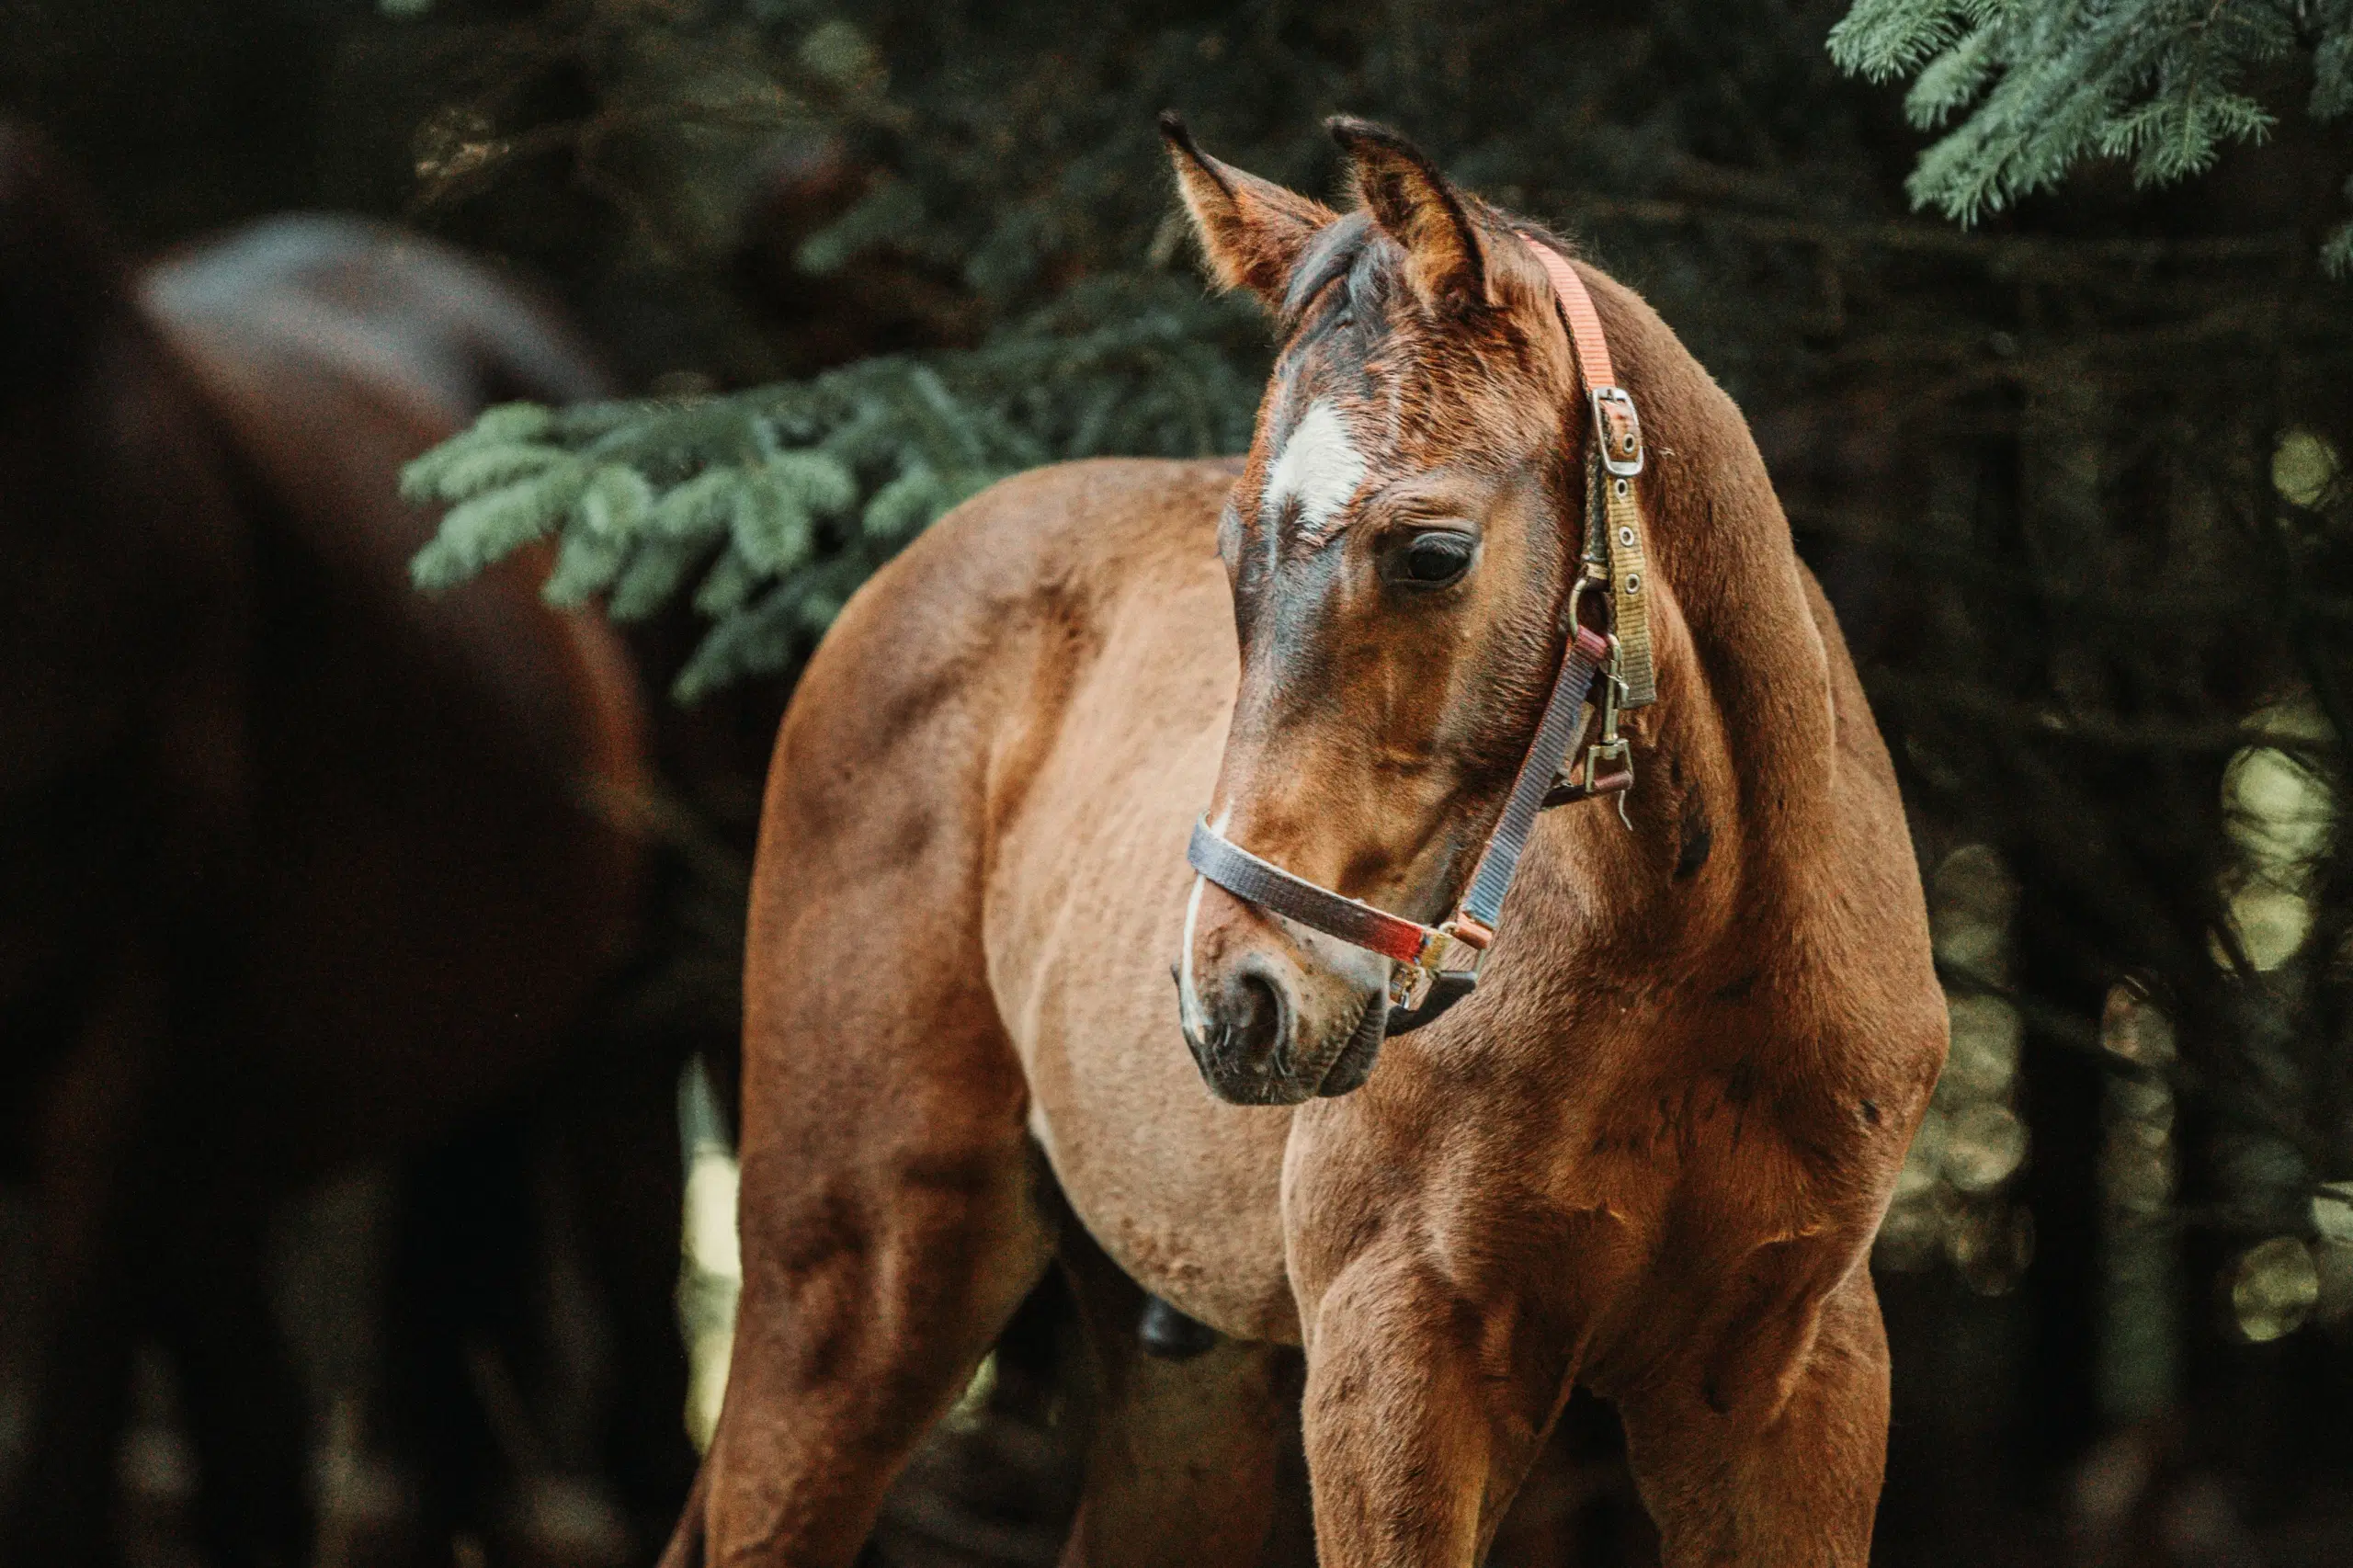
1187,241 -> 1648,1035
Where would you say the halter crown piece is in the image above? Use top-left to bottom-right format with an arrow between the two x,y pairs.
1187,238 -> 1656,1036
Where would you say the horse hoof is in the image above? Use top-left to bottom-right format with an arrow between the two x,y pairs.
1137,1296 -> 1220,1359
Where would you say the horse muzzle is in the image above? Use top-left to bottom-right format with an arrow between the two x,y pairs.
1176,876 -> 1390,1105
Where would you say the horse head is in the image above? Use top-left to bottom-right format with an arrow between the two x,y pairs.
1167,116 -> 1599,1105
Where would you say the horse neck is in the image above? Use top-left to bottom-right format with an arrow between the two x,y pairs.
1533,329 -> 1839,983
1658,424 -> 1834,833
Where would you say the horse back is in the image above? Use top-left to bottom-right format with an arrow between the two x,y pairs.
764,456 -> 1235,842
129,221 -> 650,1158
142,218 -> 633,792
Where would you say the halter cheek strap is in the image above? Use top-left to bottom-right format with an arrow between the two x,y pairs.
1527,244 -> 1657,709
1188,240 -> 1655,1036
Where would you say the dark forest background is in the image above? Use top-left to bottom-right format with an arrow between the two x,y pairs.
8,1 -> 2353,1564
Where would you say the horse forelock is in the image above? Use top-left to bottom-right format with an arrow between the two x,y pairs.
1242,207 -> 1577,557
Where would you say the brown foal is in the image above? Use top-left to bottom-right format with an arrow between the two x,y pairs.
677,118 -> 1945,1567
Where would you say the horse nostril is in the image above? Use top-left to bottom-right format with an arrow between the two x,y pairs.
1227,971 -> 1283,1058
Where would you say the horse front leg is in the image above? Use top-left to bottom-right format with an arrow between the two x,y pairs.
1297,1252 -> 1565,1568
1615,1260 -> 1890,1567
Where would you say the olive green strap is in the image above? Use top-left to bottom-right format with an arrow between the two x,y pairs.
1527,241 -> 1657,710
1600,462 -> 1656,707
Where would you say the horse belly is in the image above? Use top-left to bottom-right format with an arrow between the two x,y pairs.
983,572 -> 1300,1345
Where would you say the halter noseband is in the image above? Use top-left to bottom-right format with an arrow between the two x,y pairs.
1187,239 -> 1656,1036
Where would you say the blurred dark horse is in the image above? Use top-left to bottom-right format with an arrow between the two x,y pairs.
0,124 -> 659,1566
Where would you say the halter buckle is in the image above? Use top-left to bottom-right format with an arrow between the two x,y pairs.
1590,387 -> 1644,477
1385,922 -> 1485,1009
1384,909 -> 1495,1030
1544,635 -> 1635,807
1574,737 -> 1636,796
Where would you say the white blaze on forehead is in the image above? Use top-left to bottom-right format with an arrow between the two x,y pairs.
1260,399 -> 1367,541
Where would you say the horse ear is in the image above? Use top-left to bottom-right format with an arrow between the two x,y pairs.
1328,118 -> 1488,313
1159,113 -> 1334,309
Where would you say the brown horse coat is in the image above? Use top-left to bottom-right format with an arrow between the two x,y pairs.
688,119 -> 1944,1568
0,128 -> 652,1566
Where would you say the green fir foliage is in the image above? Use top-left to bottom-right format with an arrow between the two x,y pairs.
407,278 -> 1258,699
1831,0 -> 2353,261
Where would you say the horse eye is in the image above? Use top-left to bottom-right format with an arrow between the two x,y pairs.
1387,530 -> 1475,588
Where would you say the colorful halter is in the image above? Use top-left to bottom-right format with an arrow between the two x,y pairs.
1187,238 -> 1655,1035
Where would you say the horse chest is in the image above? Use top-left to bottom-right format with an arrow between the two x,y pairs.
988,776 -> 1306,1344
1281,1047 -> 1861,1325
